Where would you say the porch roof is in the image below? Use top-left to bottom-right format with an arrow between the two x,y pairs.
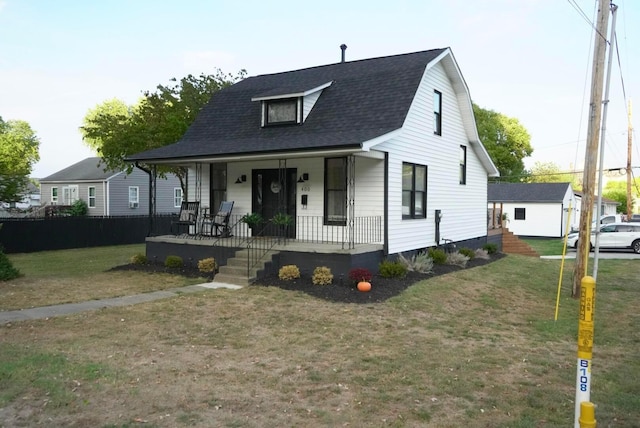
128,48 -> 446,163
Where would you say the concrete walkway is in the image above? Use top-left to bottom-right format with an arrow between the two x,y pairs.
0,282 -> 242,324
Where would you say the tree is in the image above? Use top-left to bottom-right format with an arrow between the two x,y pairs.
602,179 -> 639,214
473,103 -> 533,182
0,117 -> 40,204
527,161 -> 582,189
80,70 -> 246,191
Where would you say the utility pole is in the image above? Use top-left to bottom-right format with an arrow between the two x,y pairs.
627,99 -> 633,219
572,0 -> 611,298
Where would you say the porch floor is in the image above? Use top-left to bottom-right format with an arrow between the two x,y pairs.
147,235 -> 384,255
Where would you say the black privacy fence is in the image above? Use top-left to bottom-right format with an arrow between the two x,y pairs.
0,215 -> 175,254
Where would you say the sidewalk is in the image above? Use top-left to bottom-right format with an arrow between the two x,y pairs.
0,282 -> 242,324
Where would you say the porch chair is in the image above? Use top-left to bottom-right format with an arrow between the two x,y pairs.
171,201 -> 200,237
210,201 -> 234,237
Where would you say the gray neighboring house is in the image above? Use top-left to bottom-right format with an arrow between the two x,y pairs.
40,157 -> 182,216
488,182 -> 576,238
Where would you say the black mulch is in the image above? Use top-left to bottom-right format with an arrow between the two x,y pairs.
110,253 -> 505,304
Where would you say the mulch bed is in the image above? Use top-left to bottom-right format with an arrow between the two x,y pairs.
111,253 -> 505,304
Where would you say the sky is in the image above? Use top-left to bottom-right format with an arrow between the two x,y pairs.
1,0 -> 638,180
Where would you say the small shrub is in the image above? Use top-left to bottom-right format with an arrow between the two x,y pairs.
312,266 -> 333,286
130,253 -> 148,265
279,265 -> 301,281
378,259 -> 408,278
348,267 -> 372,284
458,247 -> 475,260
198,257 -> 216,273
483,243 -> 498,254
446,251 -> 470,268
164,255 -> 184,268
0,250 -> 21,281
398,252 -> 433,274
66,199 -> 88,216
428,248 -> 447,265
474,248 -> 491,260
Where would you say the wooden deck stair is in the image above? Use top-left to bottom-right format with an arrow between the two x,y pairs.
212,249 -> 278,286
501,228 -> 540,257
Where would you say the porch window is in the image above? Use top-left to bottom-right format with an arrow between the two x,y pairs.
515,207 -> 526,220
88,186 -> 96,208
128,186 -> 139,209
324,157 -> 347,226
51,187 -> 58,205
402,162 -> 427,219
173,188 -> 183,208
210,164 -> 227,212
434,90 -> 442,136
62,185 -> 79,205
459,145 -> 467,185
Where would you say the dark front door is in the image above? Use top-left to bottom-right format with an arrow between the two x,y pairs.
252,168 -> 297,237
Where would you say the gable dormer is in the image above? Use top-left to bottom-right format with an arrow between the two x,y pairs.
252,81 -> 332,127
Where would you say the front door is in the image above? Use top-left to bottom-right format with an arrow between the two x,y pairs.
252,168 -> 297,237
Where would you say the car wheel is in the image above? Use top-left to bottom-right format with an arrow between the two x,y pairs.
632,239 -> 640,254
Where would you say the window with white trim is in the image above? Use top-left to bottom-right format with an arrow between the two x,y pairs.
88,186 -> 96,208
128,186 -> 139,209
402,162 -> 427,219
51,187 -> 58,205
173,188 -> 183,208
262,98 -> 302,126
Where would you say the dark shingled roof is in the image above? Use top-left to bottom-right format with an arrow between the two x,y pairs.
128,48 -> 447,162
40,157 -> 118,182
488,182 -> 572,203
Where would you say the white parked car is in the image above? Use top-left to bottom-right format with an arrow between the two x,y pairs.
566,222 -> 640,253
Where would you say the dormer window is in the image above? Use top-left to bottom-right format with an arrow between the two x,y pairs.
252,81 -> 333,128
265,98 -> 301,126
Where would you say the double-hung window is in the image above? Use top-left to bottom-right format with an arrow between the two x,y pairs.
173,188 -> 183,208
402,163 -> 427,219
128,186 -> 139,209
88,186 -> 96,208
434,90 -> 442,136
459,145 -> 467,185
51,187 -> 58,205
324,157 -> 347,225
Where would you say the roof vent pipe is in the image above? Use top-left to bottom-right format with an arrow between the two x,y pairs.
340,44 -> 347,63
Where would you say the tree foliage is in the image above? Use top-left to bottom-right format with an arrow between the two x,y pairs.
602,179 -> 639,214
80,70 -> 246,189
473,103 -> 533,182
527,161 -> 582,189
0,116 -> 40,204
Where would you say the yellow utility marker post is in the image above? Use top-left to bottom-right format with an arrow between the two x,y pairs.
575,276 -> 596,428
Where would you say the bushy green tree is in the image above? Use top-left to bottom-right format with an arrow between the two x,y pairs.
473,103 -> 533,182
527,161 -> 582,190
80,70 -> 246,191
0,117 -> 40,204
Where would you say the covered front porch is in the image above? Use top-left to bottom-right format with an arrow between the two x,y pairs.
147,213 -> 384,285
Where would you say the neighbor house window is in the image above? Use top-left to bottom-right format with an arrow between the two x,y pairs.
434,90 -> 442,136
173,188 -> 183,208
88,186 -> 96,208
402,162 -> 427,219
515,208 -> 526,220
324,157 -> 347,225
459,145 -> 467,185
51,187 -> 58,205
128,186 -> 139,209
264,98 -> 301,126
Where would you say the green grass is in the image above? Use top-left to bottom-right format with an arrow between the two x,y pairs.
7,244 -> 145,278
522,237 -> 567,255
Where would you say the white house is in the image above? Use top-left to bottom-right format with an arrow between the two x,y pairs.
488,182 -> 576,237
128,47 -> 499,281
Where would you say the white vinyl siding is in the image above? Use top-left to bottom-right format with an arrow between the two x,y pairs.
376,61 -> 489,254
303,90 -> 322,121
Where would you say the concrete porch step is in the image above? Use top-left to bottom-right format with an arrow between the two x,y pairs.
211,249 -> 278,286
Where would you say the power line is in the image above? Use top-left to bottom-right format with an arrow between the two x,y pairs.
566,0 -> 609,42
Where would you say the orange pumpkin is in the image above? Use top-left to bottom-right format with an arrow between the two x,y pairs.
357,280 -> 371,292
